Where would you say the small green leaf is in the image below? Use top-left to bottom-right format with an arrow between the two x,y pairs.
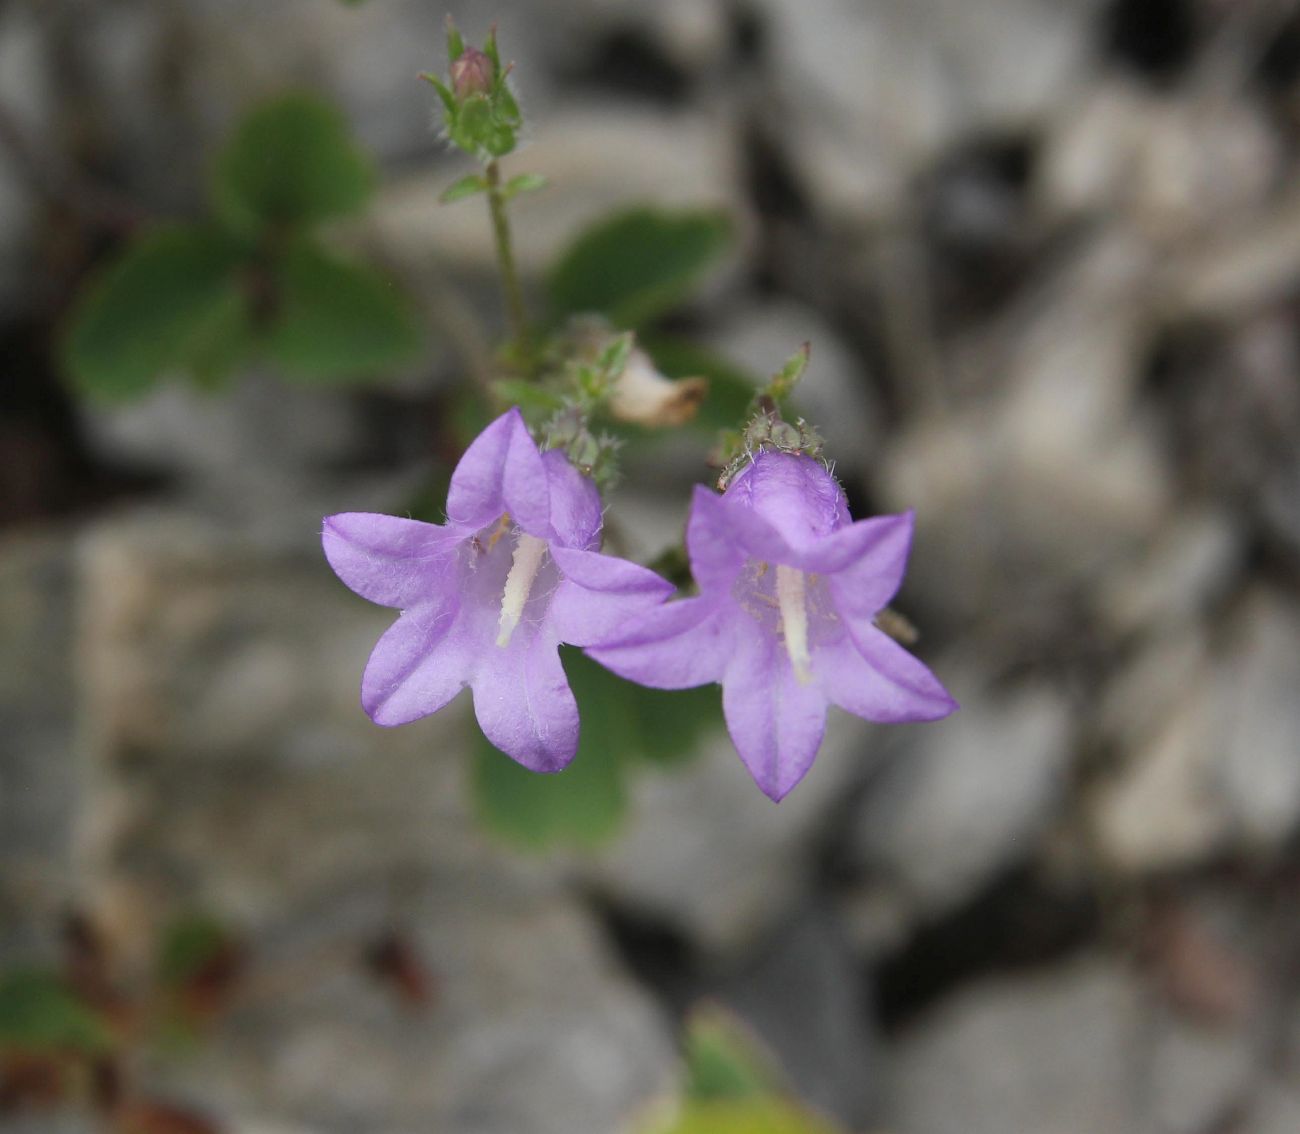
548,207 -> 733,328
62,224 -> 248,400
213,93 -> 375,234
472,650 -> 628,848
157,914 -> 230,988
265,239 -> 421,382
0,971 -> 112,1056
446,16 -> 466,63
503,172 -> 548,200
440,172 -> 490,204
683,1007 -> 783,1102
649,1099 -> 844,1134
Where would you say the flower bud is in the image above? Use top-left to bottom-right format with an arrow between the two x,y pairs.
451,47 -> 493,99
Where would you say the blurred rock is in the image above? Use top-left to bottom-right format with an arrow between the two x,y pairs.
1039,80 -> 1279,238
888,959 -> 1142,1134
1092,631 -> 1227,872
0,528 -> 78,962
75,510 -> 676,1134
1148,1012 -> 1256,1132
1096,507 -> 1243,637
578,712 -> 876,955
885,232 -> 1172,624
890,954 -> 1256,1134
0,4 -> 49,310
80,375 -> 424,547
1250,1083 -> 1300,1134
716,901 -> 878,1127
755,0 -> 1093,223
849,676 -> 1073,922
0,1118 -> 97,1134
1094,587 -> 1300,871
1214,588 -> 1300,849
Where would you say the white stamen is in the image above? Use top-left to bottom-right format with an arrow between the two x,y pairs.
497,533 -> 548,647
776,564 -> 813,684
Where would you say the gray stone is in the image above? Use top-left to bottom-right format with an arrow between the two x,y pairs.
75,510 -> 676,1134
579,711 -> 877,955
1039,80 -> 1279,239
0,528 -> 79,962
1213,589 -> 1300,850
1097,508 -> 1243,637
888,959 -> 1143,1134
81,374 -> 425,546
1249,1083 -> 1300,1134
1147,1015 -> 1255,1134
0,4 -> 49,310
883,232 -> 1173,624
1091,629 -> 1226,873
0,1117 -> 97,1134
850,676 -> 1073,921
754,0 -> 1094,222
889,956 -> 1263,1134
718,902 -> 877,1127
1093,589 -> 1300,872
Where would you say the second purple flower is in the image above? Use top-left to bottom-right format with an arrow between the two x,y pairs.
587,451 -> 958,801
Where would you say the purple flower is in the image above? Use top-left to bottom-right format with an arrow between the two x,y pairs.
323,408 -> 672,772
588,451 -> 957,801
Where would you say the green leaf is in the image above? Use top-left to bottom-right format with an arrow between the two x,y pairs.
446,16 -> 466,63
213,93 -> 375,234
0,971 -> 112,1056
548,207 -> 733,328
62,224 -> 248,400
265,239 -> 421,382
650,1099 -> 844,1134
503,172 -> 548,200
156,914 -> 230,988
683,1007 -> 783,1102
440,173 -> 489,204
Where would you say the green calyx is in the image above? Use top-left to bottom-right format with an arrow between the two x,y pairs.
422,20 -> 523,161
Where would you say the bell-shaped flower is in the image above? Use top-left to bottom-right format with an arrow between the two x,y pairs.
587,451 -> 957,801
323,408 -> 672,772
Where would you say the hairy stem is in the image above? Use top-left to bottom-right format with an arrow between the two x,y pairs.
485,159 -> 530,362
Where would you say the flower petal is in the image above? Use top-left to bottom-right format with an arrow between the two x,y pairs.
724,452 -> 850,549
820,511 -> 913,612
548,547 -> 675,647
820,625 -> 957,723
542,450 -> 602,549
722,621 -> 828,802
586,596 -> 733,688
686,486 -> 794,591
323,513 -> 460,609
362,597 -> 471,726
445,408 -> 549,533
472,629 -> 578,772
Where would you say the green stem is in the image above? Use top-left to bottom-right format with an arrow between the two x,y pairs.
485,160 -> 529,361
